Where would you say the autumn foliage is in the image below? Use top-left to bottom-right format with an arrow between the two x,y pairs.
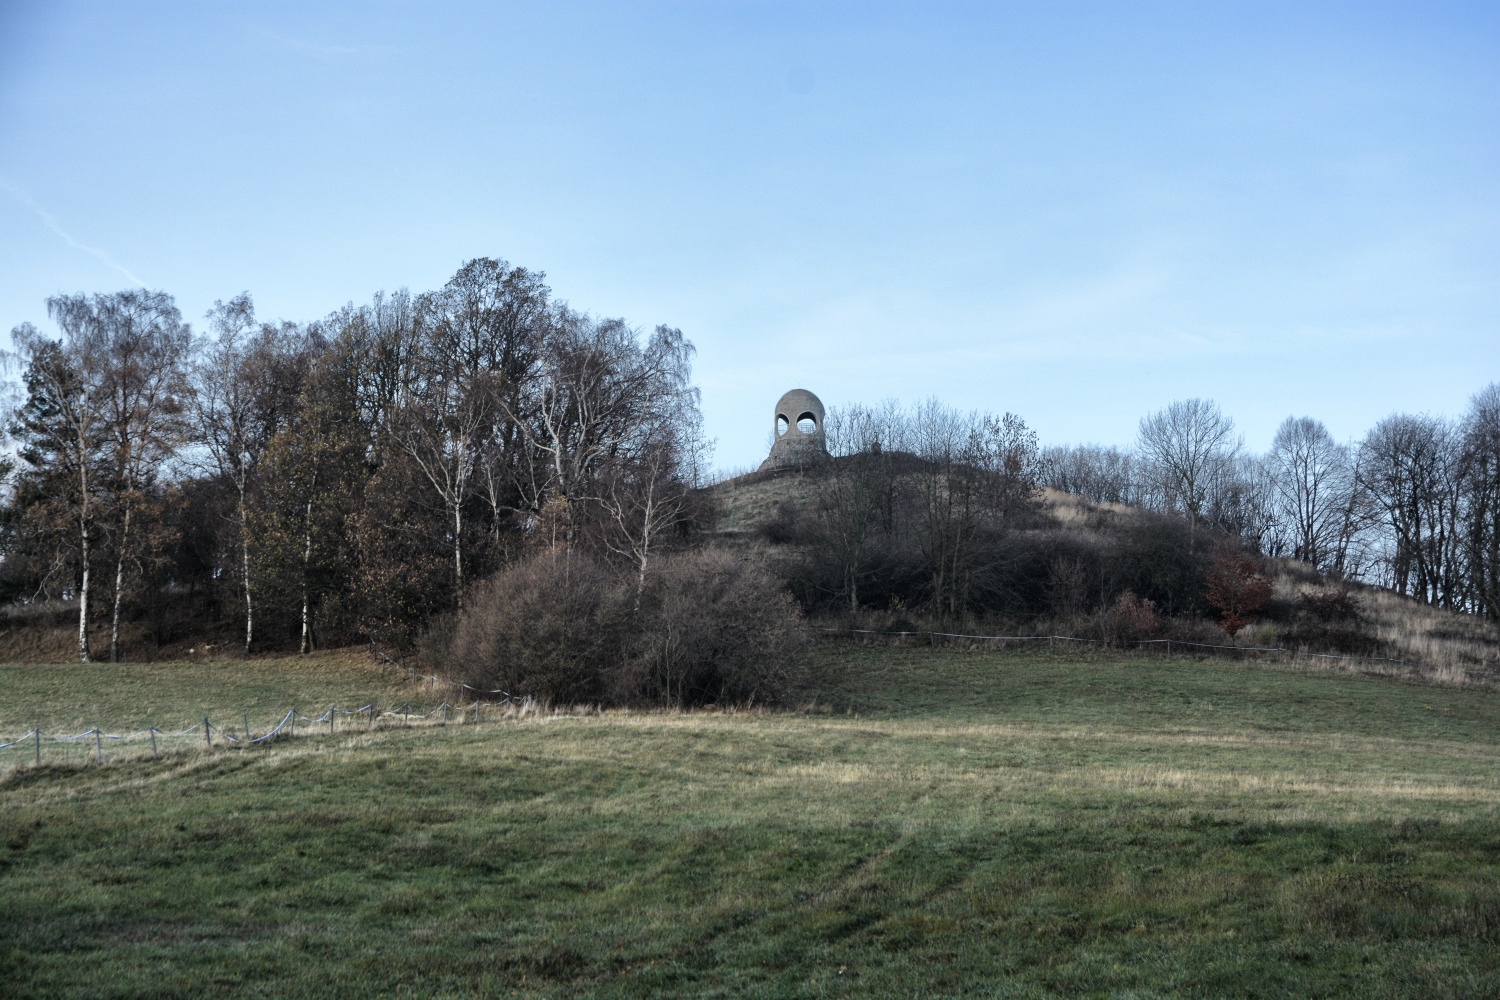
1204,549 -> 1274,637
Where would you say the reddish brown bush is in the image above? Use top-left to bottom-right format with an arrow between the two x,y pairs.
1205,549 -> 1274,637
1105,590 -> 1160,643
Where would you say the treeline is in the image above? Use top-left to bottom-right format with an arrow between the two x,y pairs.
2,258 -> 712,664
1037,395 -> 1500,620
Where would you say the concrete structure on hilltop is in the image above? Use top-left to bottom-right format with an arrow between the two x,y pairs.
759,388 -> 829,471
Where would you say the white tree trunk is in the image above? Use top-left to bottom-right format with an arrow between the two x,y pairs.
240,493 -> 253,657
111,503 -> 131,663
453,498 -> 464,609
300,497 -> 314,654
78,513 -> 91,664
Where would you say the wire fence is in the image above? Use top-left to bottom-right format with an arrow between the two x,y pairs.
0,630 -> 1431,770
0,693 -> 536,769
804,625 -> 1417,668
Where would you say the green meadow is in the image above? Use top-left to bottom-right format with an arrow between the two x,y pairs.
1,646 -> 1497,998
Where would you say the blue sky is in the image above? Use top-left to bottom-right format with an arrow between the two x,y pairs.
2,1 -> 1496,470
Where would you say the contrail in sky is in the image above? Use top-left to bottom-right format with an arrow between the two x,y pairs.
0,177 -> 147,288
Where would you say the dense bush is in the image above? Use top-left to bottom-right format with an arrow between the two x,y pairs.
447,554 -> 631,704
623,550 -> 807,706
445,550 -> 804,707
1279,587 -> 1383,656
1108,516 -> 1209,618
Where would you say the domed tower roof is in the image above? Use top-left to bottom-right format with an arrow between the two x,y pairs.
759,389 -> 830,471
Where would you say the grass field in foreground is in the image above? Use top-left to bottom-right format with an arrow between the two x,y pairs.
1,647 -> 1498,998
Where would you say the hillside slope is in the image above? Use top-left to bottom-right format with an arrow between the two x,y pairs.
712,468 -> 1500,687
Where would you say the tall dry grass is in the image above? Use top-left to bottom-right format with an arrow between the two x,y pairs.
1271,566 -> 1500,689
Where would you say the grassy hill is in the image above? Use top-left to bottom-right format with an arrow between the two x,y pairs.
2,645 -> 1497,997
714,467 -> 1500,689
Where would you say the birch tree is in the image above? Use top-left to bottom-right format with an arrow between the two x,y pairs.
192,295 -> 300,655
88,291 -> 193,662
510,312 -> 695,544
9,318 -> 109,661
598,430 -> 692,613
256,351 -> 365,652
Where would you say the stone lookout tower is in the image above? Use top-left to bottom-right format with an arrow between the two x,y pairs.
759,388 -> 829,471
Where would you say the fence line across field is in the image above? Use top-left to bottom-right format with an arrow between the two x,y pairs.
805,625 -> 1416,667
1,630 -> 1421,769
0,693 -> 535,768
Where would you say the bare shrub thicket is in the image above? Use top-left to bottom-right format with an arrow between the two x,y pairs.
447,554 -> 630,704
624,549 -> 806,706
445,550 -> 804,707
796,399 -> 1044,621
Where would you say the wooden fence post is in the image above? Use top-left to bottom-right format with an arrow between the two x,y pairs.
244,710 -> 251,743
205,717 -> 211,748
150,727 -> 158,756
94,729 -> 102,762
34,727 -> 40,766
329,706 -> 335,735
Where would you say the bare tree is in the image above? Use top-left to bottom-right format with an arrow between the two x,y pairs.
335,289 -> 421,467
389,302 -> 490,607
390,260 -> 550,605
1460,384 -> 1500,620
598,429 -> 693,613
1209,452 -> 1281,554
510,311 -> 695,545
909,401 -> 1039,620
1359,414 -> 1463,606
1268,416 -> 1355,571
813,403 -> 906,611
1038,444 -> 1137,505
1136,398 -> 1241,540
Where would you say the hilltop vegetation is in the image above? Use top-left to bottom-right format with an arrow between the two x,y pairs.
719,457 -> 1500,688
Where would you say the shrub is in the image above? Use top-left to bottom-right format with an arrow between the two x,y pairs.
1280,587 -> 1382,656
447,553 -> 630,704
759,501 -> 804,545
1204,549 -> 1274,637
1103,590 -> 1160,643
1296,589 -> 1364,624
624,549 -> 807,707
1109,516 -> 1208,617
445,549 -> 805,707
